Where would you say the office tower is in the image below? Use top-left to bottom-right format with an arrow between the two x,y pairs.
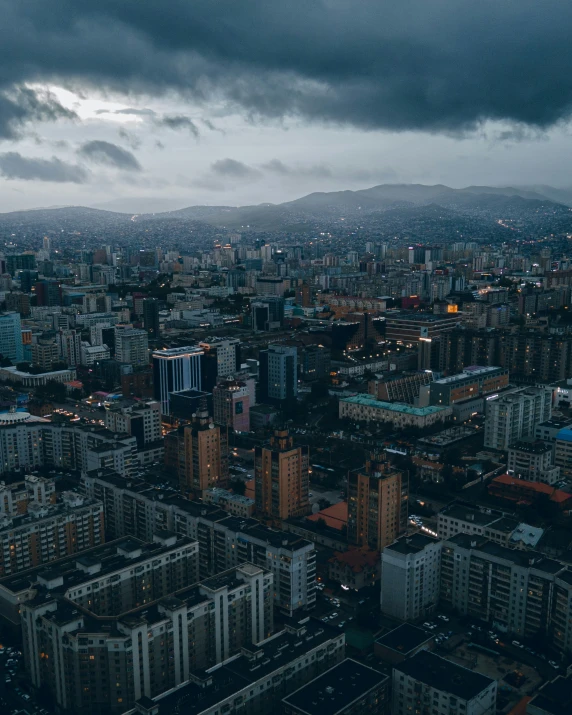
179,403 -> 228,496
484,387 -> 552,450
0,312 -> 23,364
56,328 -> 82,367
0,311 -> 23,364
34,279 -> 62,306
142,296 -> 160,339
0,491 -> 103,577
115,326 -> 149,366
348,454 -> 408,551
255,428 -> 310,520
6,253 -> 36,276
213,379 -> 250,432
298,344 -> 330,381
199,337 -> 241,391
258,344 -> 297,402
251,296 -> 285,331
380,533 -> 442,620
392,651 -> 497,715
31,334 -> 58,370
152,345 -> 203,414
17,269 -> 38,292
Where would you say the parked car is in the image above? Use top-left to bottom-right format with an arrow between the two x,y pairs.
437,615 -> 449,622
512,640 -> 523,648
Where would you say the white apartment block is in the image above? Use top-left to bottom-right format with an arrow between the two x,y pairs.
381,533 -> 442,620
484,387 -> 552,450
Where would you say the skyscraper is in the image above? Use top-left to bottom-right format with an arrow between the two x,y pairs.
0,312 -> 23,363
152,345 -> 203,414
347,454 -> 408,551
259,344 -> 297,403
142,297 -> 160,340
255,428 -> 310,520
56,329 -> 82,367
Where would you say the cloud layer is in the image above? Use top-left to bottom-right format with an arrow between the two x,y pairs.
78,140 -> 142,171
1,1 -> 572,139
0,152 -> 87,182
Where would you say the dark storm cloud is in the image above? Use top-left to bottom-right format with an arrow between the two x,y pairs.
0,87 -> 76,140
78,140 -> 142,171
155,115 -> 200,137
3,1 -> 572,133
211,158 -> 261,179
0,152 -> 88,182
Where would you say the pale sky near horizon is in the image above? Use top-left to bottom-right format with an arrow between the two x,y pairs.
2,1 -> 572,213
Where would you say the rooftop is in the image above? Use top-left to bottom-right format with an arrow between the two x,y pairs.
385,312 -> 459,323
527,674 -> 572,715
395,650 -> 495,700
282,658 -> 388,715
433,366 -> 504,385
386,532 -> 440,556
509,440 -> 553,454
307,501 -> 348,531
340,394 -> 449,416
556,428 -> 572,443
375,623 -> 433,656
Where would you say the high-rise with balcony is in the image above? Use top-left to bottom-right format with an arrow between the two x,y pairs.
259,344 -> 297,403
484,387 -> 552,450
114,326 -> 149,366
348,454 -> 408,551
255,428 -> 309,520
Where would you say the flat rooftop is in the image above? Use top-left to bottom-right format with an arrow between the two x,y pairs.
376,623 -> 432,656
527,675 -> 572,715
396,650 -> 495,700
386,533 -> 440,556
432,366 -> 504,385
282,659 -> 387,715
340,394 -> 449,416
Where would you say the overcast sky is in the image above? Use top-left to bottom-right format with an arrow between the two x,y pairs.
2,1 -> 572,213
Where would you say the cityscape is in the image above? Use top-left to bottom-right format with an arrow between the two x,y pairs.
3,2 -> 572,715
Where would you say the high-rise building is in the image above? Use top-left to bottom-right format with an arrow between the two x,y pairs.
31,334 -> 58,370
6,253 -> 36,276
348,455 -> 408,551
105,399 -> 162,448
16,269 -> 38,292
251,296 -> 285,331
56,328 -> 82,367
5,291 -> 31,316
380,533 -> 442,621
34,279 -> 62,306
152,345 -> 203,414
177,403 -> 228,496
142,296 -> 160,339
0,312 -> 23,363
213,378 -> 250,432
484,387 -> 552,450
255,428 -> 310,520
259,344 -> 297,402
115,326 -> 149,366
199,337 -> 240,391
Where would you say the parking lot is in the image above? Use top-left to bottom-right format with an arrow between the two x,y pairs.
0,644 -> 49,715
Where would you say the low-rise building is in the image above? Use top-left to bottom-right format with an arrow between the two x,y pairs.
339,395 -> 451,428
437,502 -> 521,545
429,365 -> 509,406
508,440 -> 560,485
374,623 -> 434,665
328,548 -> 380,591
203,487 -> 255,517
392,650 -> 497,715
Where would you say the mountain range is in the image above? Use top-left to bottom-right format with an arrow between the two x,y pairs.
1,183 -> 571,236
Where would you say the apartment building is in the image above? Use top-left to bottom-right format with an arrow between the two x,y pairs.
199,337 -> 241,391
133,618 -> 345,715
212,379 -> 250,432
339,395 -> 451,428
347,455 -> 407,551
437,502 -> 528,546
283,659 -> 389,715
115,327 -> 149,367
0,421 -> 138,477
440,534 -> 572,653
255,429 -> 310,520
555,427 -> 572,477
484,387 -> 552,450
508,440 -> 560,484
14,537 -> 273,714
0,491 -> 103,577
429,365 -> 509,406
81,469 -> 317,615
392,651 -> 497,715
203,488 -> 255,517
0,474 -> 55,515
380,533 -> 442,621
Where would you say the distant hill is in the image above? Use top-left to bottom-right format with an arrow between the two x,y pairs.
0,183 -> 570,236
